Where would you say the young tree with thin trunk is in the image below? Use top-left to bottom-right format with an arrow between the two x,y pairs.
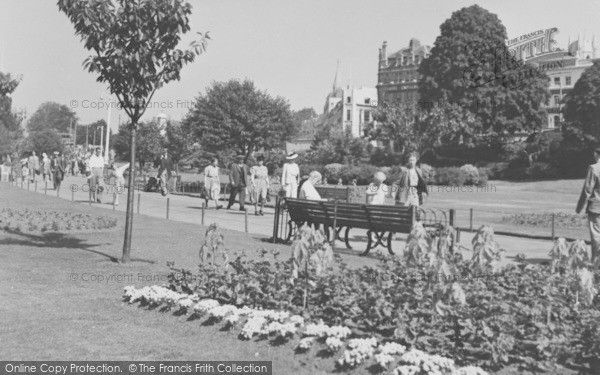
58,0 -> 209,262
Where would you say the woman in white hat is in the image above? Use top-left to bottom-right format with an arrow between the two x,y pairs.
281,152 -> 299,198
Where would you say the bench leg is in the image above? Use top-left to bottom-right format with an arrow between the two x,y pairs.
387,232 -> 395,255
361,230 -> 373,256
344,227 -> 353,249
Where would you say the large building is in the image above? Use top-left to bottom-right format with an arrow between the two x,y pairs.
376,39 -> 431,105
324,63 -> 377,138
529,34 -> 598,129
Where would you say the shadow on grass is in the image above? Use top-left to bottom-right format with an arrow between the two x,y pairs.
506,256 -> 550,265
0,227 -> 120,263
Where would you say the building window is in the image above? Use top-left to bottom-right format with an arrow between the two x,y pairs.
346,109 -> 351,121
566,76 -> 572,85
403,56 -> 408,65
364,98 -> 370,105
553,95 -> 560,106
554,77 -> 560,86
364,110 -> 370,123
414,55 -> 420,65
346,96 -> 351,104
553,115 -> 560,128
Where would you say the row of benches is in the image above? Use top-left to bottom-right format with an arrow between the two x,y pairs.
278,197 -> 452,256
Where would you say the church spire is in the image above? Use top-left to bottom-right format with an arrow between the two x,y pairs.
332,60 -> 341,91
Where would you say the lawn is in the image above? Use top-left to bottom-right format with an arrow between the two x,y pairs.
0,183 -> 375,373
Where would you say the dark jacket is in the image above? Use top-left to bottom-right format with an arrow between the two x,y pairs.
577,162 -> 600,214
391,167 -> 428,205
158,154 -> 174,177
229,163 -> 250,187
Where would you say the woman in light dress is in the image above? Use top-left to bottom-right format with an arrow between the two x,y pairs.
392,153 -> 428,207
203,158 -> 223,210
41,153 -> 52,184
250,155 -> 270,216
366,171 -> 388,205
281,152 -> 299,198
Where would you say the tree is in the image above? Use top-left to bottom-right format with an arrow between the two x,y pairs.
165,120 -> 191,166
292,107 -> 317,125
112,120 -> 162,168
367,104 -> 421,155
0,72 -> 24,157
59,0 -> 209,262
27,102 -> 78,134
27,128 -> 64,155
557,60 -> 600,176
183,79 -> 294,159
418,5 -> 548,151
563,61 -> 600,141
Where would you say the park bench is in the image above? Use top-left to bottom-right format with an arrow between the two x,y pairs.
283,198 -> 416,256
315,186 -> 352,203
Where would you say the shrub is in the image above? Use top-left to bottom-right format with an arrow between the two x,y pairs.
477,168 -> 489,186
341,164 -> 379,185
460,164 -> 479,185
419,163 -> 435,183
434,167 -> 467,186
323,163 -> 344,184
484,162 -> 508,180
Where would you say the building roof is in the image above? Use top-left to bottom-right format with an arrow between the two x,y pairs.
388,38 -> 430,58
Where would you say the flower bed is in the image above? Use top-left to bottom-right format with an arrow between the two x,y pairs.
123,285 -> 488,374
501,212 -> 586,229
125,224 -> 599,373
0,208 -> 118,233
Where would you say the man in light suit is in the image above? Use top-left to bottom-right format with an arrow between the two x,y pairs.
227,155 -> 250,211
576,147 -> 600,261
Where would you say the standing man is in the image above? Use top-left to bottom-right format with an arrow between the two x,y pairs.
28,151 -> 40,183
576,147 -> 600,261
250,155 -> 270,216
51,151 -> 66,191
227,155 -> 250,211
158,148 -> 174,196
89,147 -> 105,203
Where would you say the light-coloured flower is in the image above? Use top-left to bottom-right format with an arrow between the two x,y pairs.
451,366 -> 489,375
325,337 -> 343,353
193,299 -> 220,314
296,337 -> 314,351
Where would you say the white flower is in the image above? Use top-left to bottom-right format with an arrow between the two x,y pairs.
379,342 -> 406,355
289,315 -> 305,326
304,321 -> 330,337
208,304 -> 238,320
193,299 -> 220,314
240,316 -> 267,340
451,366 -> 489,375
296,337 -> 313,351
338,337 -> 378,368
374,353 -> 395,369
326,325 -> 352,339
399,349 -> 454,374
326,337 -> 343,353
177,298 -> 195,309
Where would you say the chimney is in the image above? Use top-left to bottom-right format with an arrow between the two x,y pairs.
380,41 -> 388,69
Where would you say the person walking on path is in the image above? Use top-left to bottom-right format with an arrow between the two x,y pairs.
89,147 -> 105,203
203,158 -> 223,210
227,155 -> 250,211
28,151 -> 40,183
250,155 -> 270,216
108,162 -> 130,206
576,147 -> 600,261
41,153 -> 52,184
391,152 -> 428,207
51,151 -> 66,191
157,148 -> 174,196
281,152 -> 299,198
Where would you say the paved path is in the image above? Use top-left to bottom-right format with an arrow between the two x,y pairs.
4,176 -> 556,263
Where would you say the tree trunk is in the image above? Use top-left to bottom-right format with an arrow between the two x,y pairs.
122,121 -> 137,263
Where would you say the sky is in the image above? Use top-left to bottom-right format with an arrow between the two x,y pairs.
1,0 -> 599,134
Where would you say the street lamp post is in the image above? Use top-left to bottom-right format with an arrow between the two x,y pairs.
102,94 -> 112,163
